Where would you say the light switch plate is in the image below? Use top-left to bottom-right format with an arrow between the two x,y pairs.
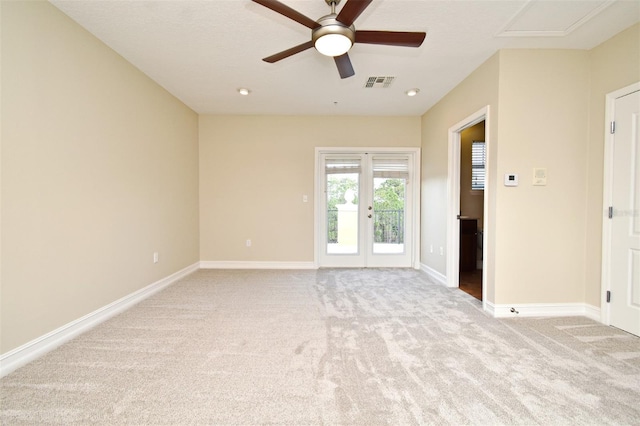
533,168 -> 547,186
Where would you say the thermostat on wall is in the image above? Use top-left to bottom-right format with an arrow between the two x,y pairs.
504,173 -> 519,187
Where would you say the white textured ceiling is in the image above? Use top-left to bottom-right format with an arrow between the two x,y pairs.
49,0 -> 640,116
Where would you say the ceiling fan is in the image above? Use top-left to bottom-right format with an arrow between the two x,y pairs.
252,0 -> 426,79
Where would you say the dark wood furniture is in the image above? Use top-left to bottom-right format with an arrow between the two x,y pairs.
459,218 -> 477,272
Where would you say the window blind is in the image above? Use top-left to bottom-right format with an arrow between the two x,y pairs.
471,141 -> 486,190
325,158 -> 361,174
372,158 -> 409,179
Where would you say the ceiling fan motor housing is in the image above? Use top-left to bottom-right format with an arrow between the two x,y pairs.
312,14 -> 356,56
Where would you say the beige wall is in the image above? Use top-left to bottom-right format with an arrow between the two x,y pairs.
421,25 -> 639,307
199,115 -> 421,262
427,49 -> 591,306
1,2 -> 199,353
585,23 -> 640,306
421,53 -> 500,301
494,49 -> 590,304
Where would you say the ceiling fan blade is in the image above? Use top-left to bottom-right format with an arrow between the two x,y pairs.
355,30 -> 426,47
336,0 -> 372,27
262,40 -> 315,63
334,53 -> 355,79
252,0 -> 320,29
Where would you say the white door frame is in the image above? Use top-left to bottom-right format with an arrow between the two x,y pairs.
601,81 -> 640,325
447,106 -> 490,308
314,147 -> 421,269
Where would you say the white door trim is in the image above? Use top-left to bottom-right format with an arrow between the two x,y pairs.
601,81 -> 640,326
447,106 -> 490,310
314,147 -> 421,269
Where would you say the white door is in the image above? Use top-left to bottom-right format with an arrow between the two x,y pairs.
609,89 -> 640,336
317,150 -> 417,268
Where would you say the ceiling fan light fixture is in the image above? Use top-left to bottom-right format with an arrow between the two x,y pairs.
252,0 -> 426,79
315,33 -> 352,56
312,15 -> 355,57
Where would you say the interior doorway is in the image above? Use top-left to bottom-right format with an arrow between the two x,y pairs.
458,121 -> 485,301
447,106 -> 490,308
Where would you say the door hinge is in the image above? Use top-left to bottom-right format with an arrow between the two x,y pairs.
610,121 -> 616,134
608,206 -> 613,219
606,291 -> 611,303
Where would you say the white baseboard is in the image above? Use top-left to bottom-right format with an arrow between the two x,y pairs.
486,301 -> 602,321
583,304 -> 602,322
0,262 -> 199,378
420,263 -> 447,286
200,261 -> 317,270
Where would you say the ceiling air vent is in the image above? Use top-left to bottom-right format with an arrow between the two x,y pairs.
364,76 -> 395,88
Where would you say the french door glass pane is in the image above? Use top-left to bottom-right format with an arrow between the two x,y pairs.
326,172 -> 359,254
373,177 -> 405,254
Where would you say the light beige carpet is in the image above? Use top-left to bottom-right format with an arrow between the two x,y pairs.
1,268 -> 639,425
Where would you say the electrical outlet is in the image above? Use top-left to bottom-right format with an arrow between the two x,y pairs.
153,252 -> 159,263
439,247 -> 444,256
246,239 -> 252,247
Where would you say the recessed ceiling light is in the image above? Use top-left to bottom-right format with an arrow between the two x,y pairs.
237,88 -> 251,96
406,88 -> 420,97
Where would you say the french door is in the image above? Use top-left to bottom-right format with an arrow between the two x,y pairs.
316,149 -> 419,268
